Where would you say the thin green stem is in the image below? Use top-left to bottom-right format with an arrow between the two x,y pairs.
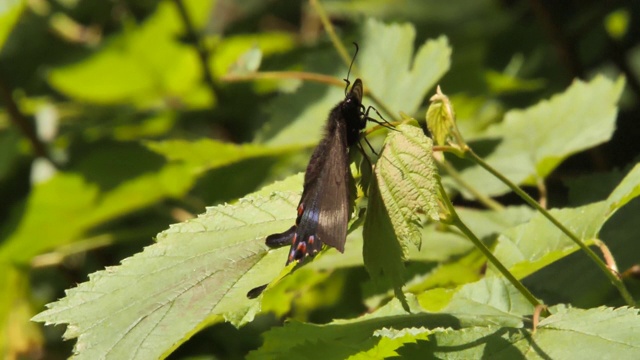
466,149 -> 636,306
0,76 -> 56,165
438,181 -> 541,308
172,0 -> 222,103
309,0 -> 352,68
220,71 -> 342,86
437,158 -> 504,211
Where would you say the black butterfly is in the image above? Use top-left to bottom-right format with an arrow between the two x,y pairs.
264,77 -> 366,264
247,45 -> 391,299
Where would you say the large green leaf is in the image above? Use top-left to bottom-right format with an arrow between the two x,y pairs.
398,306 -> 640,359
0,137 -> 291,265
145,138 -> 297,169
491,163 -> 640,279
453,75 -> 625,198
360,18 -> 451,116
260,19 -> 450,146
363,124 -> 439,308
249,296 -> 427,360
0,163 -> 194,264
374,124 -> 440,250
253,276 -> 640,358
363,175 -> 409,308
252,277 -> 533,359
32,187 -> 301,359
47,1 -> 212,108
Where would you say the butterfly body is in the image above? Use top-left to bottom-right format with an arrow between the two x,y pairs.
266,79 -> 366,264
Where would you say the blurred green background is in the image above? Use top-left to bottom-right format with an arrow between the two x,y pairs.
0,0 -> 639,358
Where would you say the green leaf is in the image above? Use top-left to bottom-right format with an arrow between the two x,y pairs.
532,305 -> 640,358
492,201 -> 607,279
397,306 -> 640,358
363,124 -> 439,309
415,276 -> 532,327
252,278 -> 533,359
426,86 -> 456,145
484,69 -> 545,94
145,138 -> 297,169
375,124 -> 440,250
605,163 -> 640,214
523,166 -> 640,307
363,174 -> 408,309
1,137 -> 292,265
211,32 -> 295,79
226,46 -> 263,75
360,19 -> 451,116
252,277 -> 638,359
47,1 -> 213,108
32,189 -> 299,359
439,277 -> 533,327
408,206 -> 534,264
260,80 -> 343,147
260,20 -> 450,147
357,327 -> 432,359
492,163 -> 640,280
249,296 -> 428,360
454,75 -> 625,198
0,163 -> 195,264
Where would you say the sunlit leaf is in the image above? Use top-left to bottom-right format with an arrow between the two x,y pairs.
47,1 -> 214,108
453,75 -> 625,198
426,86 -> 456,145
261,20 -> 450,147
397,306 -> 640,358
492,163 -> 640,279
32,188 -> 300,359
212,32 -> 295,78
375,124 -> 439,250
360,18 -> 451,116
145,138 -> 297,169
363,124 -> 439,309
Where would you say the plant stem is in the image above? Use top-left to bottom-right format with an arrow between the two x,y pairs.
437,157 -> 504,211
309,0 -> 398,122
438,181 -> 541,308
466,149 -> 636,306
220,71 -> 342,86
220,70 -> 399,122
0,77 -> 56,165
309,0 -> 352,68
172,0 -> 221,103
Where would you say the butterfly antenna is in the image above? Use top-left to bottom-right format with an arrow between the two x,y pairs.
344,42 -> 359,96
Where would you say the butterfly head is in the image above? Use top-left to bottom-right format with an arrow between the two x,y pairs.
342,78 -> 364,115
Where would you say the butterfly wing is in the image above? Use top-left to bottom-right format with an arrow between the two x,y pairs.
272,118 -> 349,263
314,120 -> 350,253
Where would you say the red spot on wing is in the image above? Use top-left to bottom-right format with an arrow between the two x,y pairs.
296,241 -> 307,254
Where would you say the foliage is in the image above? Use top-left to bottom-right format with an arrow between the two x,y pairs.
1,0 -> 640,359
